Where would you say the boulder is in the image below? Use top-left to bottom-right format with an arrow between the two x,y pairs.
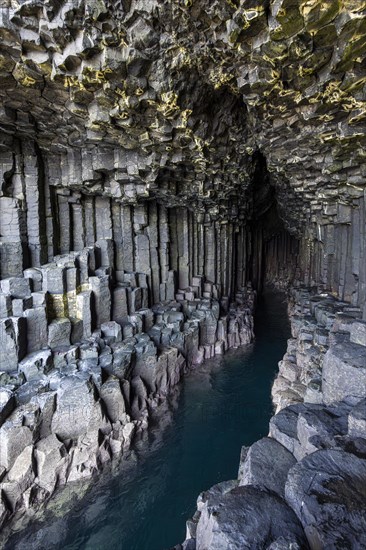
348,398 -> 366,439
322,341 -> 366,404
34,434 -> 67,492
0,388 -> 15,427
0,420 -> 33,471
99,377 -> 126,423
48,318 -> 71,349
350,320 -> 366,347
1,444 -> 34,511
51,375 -> 108,441
18,348 -> 53,380
0,278 -> 31,298
0,317 -> 27,371
238,437 -> 296,498
285,449 -> 366,549
270,402 -> 351,461
101,321 -> 122,343
196,485 -> 308,550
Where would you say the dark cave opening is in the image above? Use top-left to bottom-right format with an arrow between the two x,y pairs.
249,152 -> 300,293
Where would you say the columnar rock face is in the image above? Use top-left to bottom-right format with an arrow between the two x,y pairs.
0,228 -> 255,528
0,0 -> 365,317
0,0 -> 365,545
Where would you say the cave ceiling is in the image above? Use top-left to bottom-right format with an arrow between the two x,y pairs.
0,0 -> 365,233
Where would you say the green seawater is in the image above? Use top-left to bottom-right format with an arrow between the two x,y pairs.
7,291 -> 290,550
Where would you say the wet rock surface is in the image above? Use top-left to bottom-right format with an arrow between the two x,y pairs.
238,437 -> 296,498
195,484 -> 308,550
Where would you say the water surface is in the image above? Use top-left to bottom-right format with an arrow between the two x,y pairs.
6,290 -> 290,550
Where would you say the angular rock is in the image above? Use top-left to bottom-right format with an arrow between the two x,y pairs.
195,485 -> 308,550
51,375 -> 108,441
348,399 -> 366,439
34,434 -> 67,492
0,420 -> 33,471
0,388 -> 15,427
48,318 -> 71,349
285,450 -> 366,549
350,321 -> 366,347
322,341 -> 366,404
99,377 -> 126,423
238,437 -> 296,498
0,317 -> 27,371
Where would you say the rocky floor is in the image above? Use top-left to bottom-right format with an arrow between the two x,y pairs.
176,288 -> 366,550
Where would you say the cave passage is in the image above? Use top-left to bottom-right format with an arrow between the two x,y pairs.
5,291 -> 290,550
248,153 -> 300,292
1,3 -> 365,547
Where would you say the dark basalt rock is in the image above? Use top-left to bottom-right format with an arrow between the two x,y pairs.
195,484 -> 309,550
285,449 -> 366,549
0,0 -> 366,545
181,291 -> 366,550
238,436 -> 297,498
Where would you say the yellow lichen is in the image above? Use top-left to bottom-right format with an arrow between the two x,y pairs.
64,76 -> 85,90
22,75 -> 36,87
318,113 -> 335,122
298,66 -> 313,77
157,91 -> 180,118
178,109 -> 192,127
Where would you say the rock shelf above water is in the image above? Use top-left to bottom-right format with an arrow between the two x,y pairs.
178,289 -> 366,550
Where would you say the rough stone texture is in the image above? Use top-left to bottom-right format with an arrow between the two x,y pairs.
350,320 -> 366,347
181,290 -> 366,550
0,0 -> 365,312
272,289 -> 366,412
323,340 -> 366,404
348,398 -> 366,439
285,450 -> 366,549
195,484 -> 308,550
238,437 -> 296,498
0,247 -> 255,529
0,0 -> 365,544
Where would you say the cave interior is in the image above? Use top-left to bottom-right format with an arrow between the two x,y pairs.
0,0 -> 366,544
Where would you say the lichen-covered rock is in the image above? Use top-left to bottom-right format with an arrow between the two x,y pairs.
0,0 -> 366,543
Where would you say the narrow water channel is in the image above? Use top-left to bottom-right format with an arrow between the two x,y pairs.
6,290 -> 290,550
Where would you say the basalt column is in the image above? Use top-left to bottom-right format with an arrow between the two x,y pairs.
0,0 -> 366,544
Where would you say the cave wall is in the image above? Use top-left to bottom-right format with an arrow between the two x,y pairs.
0,0 -> 365,535
1,134 -> 365,323
256,194 -> 366,314
0,137 -> 259,374
0,0 -> 365,322
0,137 -> 250,296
